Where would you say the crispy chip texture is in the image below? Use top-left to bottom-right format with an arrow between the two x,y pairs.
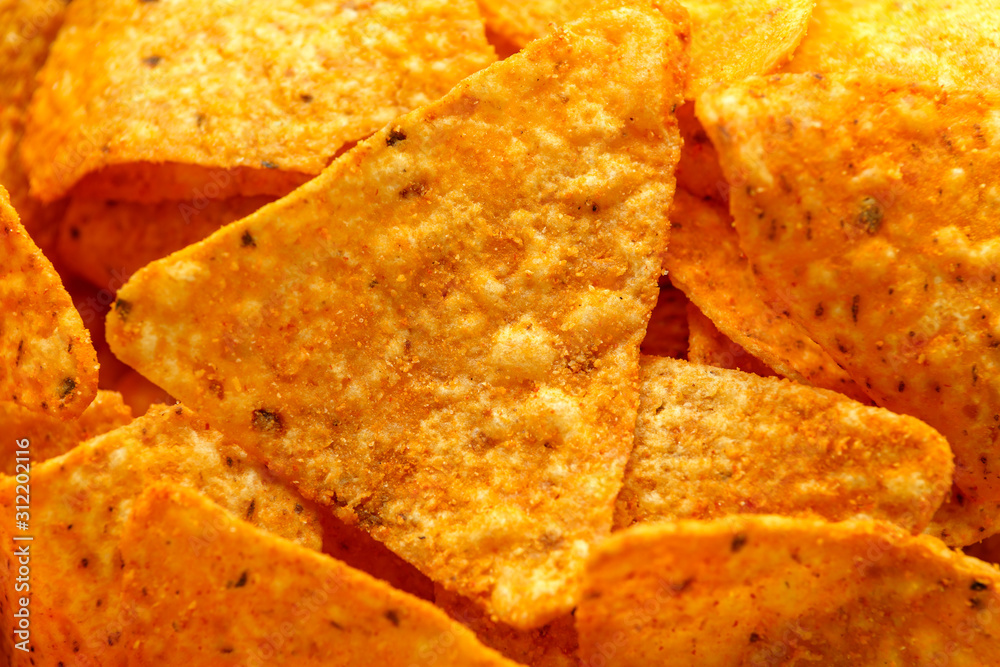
614,357 -> 953,532
579,516 -> 1000,666
686,303 -> 778,376
0,404 -> 322,667
786,0 -> 1000,87
58,196 -> 274,287
0,186 -> 98,417
639,279 -> 689,359
22,0 -> 496,203
666,189 -> 866,400
0,390 -> 131,475
434,585 -> 579,667
0,0 -> 67,250
120,486 -> 520,667
699,74 -> 1000,545
476,0 -> 812,96
107,3 -> 688,628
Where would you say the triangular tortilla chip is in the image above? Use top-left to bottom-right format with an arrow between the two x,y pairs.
57,196 -> 275,287
474,0 -> 813,96
698,73 -> 1000,545
21,0 -> 496,203
785,0 -> 1000,87
579,516 -> 1000,666
120,485 -> 520,666
434,584 -> 579,667
0,185 -> 98,417
107,2 -> 688,628
0,404 -> 322,666
666,189 -> 866,400
0,389 -> 131,475
686,302 -> 778,376
0,0 -> 68,251
640,279 -> 690,359
614,357 -> 953,532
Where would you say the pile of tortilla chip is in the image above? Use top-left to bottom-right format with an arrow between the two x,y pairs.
3,0 -> 1000,664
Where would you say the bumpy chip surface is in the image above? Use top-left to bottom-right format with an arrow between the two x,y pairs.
0,404 -> 322,667
57,196 -> 274,287
614,357 -> 953,531
0,186 -> 98,417
107,2 -> 688,628
434,585 -> 579,667
580,515 -> 1000,666
786,0 -> 1000,87
476,0 -> 813,96
0,390 -> 131,475
120,486 -> 520,667
22,0 -> 495,202
685,303 -> 778,376
699,74 -> 1000,545
667,189 -> 865,399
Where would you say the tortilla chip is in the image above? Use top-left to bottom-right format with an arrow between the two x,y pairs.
666,189 -> 869,402
698,73 -> 1000,545
786,0 -> 1000,87
579,515 -> 1000,666
120,485 -> 520,666
675,101 -> 726,200
640,279 -> 690,359
106,2 -> 688,628
686,302 -> 778,377
0,404 -> 322,666
614,356 -> 953,533
57,196 -> 274,288
0,0 -> 68,251
0,185 -> 98,417
320,510 -> 436,601
0,390 -> 131,475
434,584 -> 579,667
21,0 -> 496,203
475,0 -> 813,96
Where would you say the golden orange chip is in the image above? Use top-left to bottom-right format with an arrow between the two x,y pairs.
698,73 -> 1000,545
639,279 -> 690,359
0,404 -> 322,666
107,2 -> 688,628
680,0 -> 813,97
434,584 -> 579,667
614,357 -> 953,532
320,510 -> 436,601
0,0 -> 68,251
786,0 -> 1000,86
686,302 -> 778,377
120,485 -> 520,666
57,196 -> 274,287
0,389 -> 131,475
666,189 -> 868,401
0,185 -> 98,417
22,0 -> 496,203
475,0 -> 813,96
579,516 -> 1000,666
